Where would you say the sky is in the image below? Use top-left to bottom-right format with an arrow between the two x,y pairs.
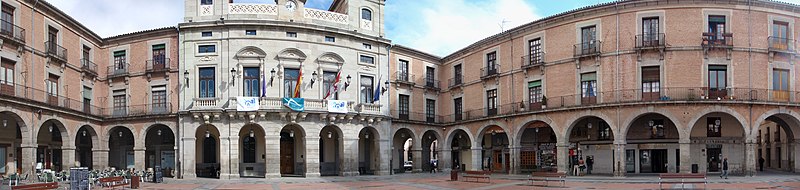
48,0 -> 800,57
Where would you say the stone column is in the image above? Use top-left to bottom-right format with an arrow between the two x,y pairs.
793,140 -> 800,173
181,137 -> 196,179
509,145 -> 520,174
93,149 -> 109,170
471,148 -> 482,171
377,139 -> 390,175
411,148 -> 422,173
440,148 -> 452,172
133,146 -> 145,170
342,138 -> 359,176
264,134 -> 280,178
228,136 -> 240,179
679,142 -> 692,173
556,143 -> 569,174
305,136 -> 321,177
614,143 -> 626,177
21,145 -> 36,175
218,136 -> 237,179
745,142 -> 757,176
62,146 -> 76,169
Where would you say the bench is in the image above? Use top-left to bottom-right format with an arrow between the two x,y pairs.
99,176 -> 129,189
529,172 -> 566,187
659,173 -> 706,190
10,182 -> 58,190
462,170 -> 491,183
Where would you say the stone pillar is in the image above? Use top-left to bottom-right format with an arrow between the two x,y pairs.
745,142 -> 757,176
377,139 -> 390,175
228,136 -> 240,179
21,145 -> 36,175
342,138 -> 359,176
264,134 -> 280,178
679,142 -> 692,173
62,146 -> 76,169
93,149 -> 109,170
509,145 -> 520,174
411,148 -> 422,173
556,143 -> 569,174
440,148 -> 452,172
305,136 -> 321,177
793,140 -> 800,173
218,136 -> 238,179
181,137 -> 196,179
471,148 -> 482,171
614,143 -> 626,177
133,147 -> 145,170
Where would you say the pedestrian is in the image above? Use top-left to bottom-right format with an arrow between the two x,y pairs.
578,156 -> 585,176
429,159 -> 435,173
720,158 -> 729,179
759,156 -> 765,171
586,156 -> 594,174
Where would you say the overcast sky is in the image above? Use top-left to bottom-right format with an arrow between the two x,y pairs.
48,0 -> 800,57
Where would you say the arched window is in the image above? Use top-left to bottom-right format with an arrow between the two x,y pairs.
242,136 -> 256,163
361,8 -> 372,21
203,136 -> 217,163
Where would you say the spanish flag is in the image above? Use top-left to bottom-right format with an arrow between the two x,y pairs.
293,63 -> 303,98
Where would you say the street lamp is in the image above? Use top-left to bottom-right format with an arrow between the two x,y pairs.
249,129 -> 254,138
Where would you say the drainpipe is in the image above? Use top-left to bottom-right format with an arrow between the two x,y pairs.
747,0 -> 754,176
176,26 -> 183,179
614,1 -> 622,177
29,0 -> 40,177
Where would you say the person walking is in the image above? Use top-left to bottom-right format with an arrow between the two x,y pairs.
578,157 -> 586,176
429,159 -> 435,173
586,156 -> 594,174
759,156 -> 765,171
720,158 -> 729,179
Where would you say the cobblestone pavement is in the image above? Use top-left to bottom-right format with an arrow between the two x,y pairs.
132,172 -> 800,190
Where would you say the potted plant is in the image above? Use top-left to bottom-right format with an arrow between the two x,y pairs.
541,96 -> 548,109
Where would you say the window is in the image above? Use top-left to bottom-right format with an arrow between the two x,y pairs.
363,43 -> 372,49
47,27 -> 57,50
642,17 -> 660,46
708,65 -> 727,99
773,69 -> 789,101
361,8 -> 372,21
486,52 -> 497,72
243,67 -> 260,97
83,86 -> 91,113
527,38 -> 542,65
528,80 -> 542,105
708,15 -> 726,41
454,64 -> 462,84
113,50 -> 126,70
0,59 -> 14,87
152,44 -> 166,69
201,31 -> 212,37
399,94 -> 409,120
649,119 -> 665,138
152,85 -> 167,113
598,121 -> 612,140
283,68 -> 299,97
199,68 -> 215,98
360,76 -> 374,103
113,90 -> 126,116
707,117 -> 722,137
286,32 -> 297,38
581,26 -> 597,52
360,55 -> 374,64
581,72 -> 597,98
487,89 -> 497,116
245,30 -> 256,35
198,45 -> 216,54
425,67 -> 435,87
242,136 -> 256,163
454,97 -> 462,121
398,59 -> 409,81
46,74 -> 58,98
82,45 -> 91,61
426,99 -> 435,122
1,4 -> 14,35
201,0 -> 213,5
772,21 -> 790,50
325,36 -> 335,42
323,71 -> 339,100
642,66 -> 660,100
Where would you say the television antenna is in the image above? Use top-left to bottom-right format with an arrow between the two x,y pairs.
499,19 -> 512,32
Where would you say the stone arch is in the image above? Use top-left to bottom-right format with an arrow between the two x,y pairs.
515,116 -> 557,148
620,109 -> 686,142
751,108 -> 800,141
563,111 -> 618,143
317,52 -> 345,65
102,124 -> 136,148
0,110 -> 30,145
37,118 -> 69,146
319,124 -> 344,176
444,126 -> 476,148
75,125 -> 100,150
475,122 -> 513,147
75,125 -> 98,169
235,46 -> 267,59
276,48 -> 307,61
685,106 -> 750,140
140,123 -> 176,144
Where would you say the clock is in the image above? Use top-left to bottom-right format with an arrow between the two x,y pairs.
285,1 -> 297,11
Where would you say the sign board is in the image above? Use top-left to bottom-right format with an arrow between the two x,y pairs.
237,97 -> 259,111
327,100 -> 348,113
282,98 -> 305,112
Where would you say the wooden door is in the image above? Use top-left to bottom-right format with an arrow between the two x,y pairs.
492,150 -> 503,172
280,140 -> 294,174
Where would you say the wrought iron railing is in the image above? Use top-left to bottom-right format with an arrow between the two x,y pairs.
480,65 -> 499,79
636,33 -> 665,48
107,63 -> 130,78
0,19 -> 24,43
702,32 -> 733,47
80,58 -> 98,76
521,52 -> 545,69
574,40 -> 601,57
45,41 -> 67,61
448,77 -> 463,88
768,36 -> 795,52
146,58 -> 171,73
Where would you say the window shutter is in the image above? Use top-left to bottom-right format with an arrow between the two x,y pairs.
152,44 -> 166,50
528,80 -> 541,88
113,51 -> 126,57
83,87 -> 92,99
642,67 -> 660,82
581,73 -> 597,82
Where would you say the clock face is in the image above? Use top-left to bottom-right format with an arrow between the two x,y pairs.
285,1 -> 296,11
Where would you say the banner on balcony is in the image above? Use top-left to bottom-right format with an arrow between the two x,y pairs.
327,100 -> 348,114
237,97 -> 260,111
282,98 -> 305,112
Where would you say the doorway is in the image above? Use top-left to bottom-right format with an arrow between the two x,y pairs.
280,134 -> 295,175
651,149 -> 667,173
707,148 -> 721,172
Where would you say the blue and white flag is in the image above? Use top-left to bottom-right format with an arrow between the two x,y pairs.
237,97 -> 259,111
282,98 -> 305,112
327,100 -> 348,113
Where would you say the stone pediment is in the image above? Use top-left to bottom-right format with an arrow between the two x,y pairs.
277,48 -> 307,61
235,46 -> 267,59
317,52 -> 344,65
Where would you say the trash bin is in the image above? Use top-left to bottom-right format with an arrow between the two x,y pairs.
450,169 -> 459,181
131,176 -> 140,189
691,164 -> 699,173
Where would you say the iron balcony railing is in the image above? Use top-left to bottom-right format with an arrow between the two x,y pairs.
480,65 -> 499,79
146,58 -> 171,73
80,58 -> 98,76
107,63 -> 130,78
45,41 -> 68,62
0,19 -> 25,44
521,52 -> 545,69
574,40 -> 601,57
636,33 -> 665,49
108,103 -> 173,118
393,71 -> 414,85
424,78 -> 440,90
702,32 -> 733,47
768,36 -> 796,52
390,110 -> 444,123
448,76 -> 463,88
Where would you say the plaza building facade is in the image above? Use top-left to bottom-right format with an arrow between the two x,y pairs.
0,0 -> 180,178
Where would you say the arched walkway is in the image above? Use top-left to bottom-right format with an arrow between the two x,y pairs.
624,113 -> 681,174
145,124 -> 176,177
477,125 -> 510,173
319,125 -> 343,176
392,128 -> 415,173
37,119 -> 67,172
688,112 -> 746,174
239,124 -> 265,178
196,124 -> 220,178
753,111 -> 800,173
75,125 -> 98,170
0,111 -> 27,174
279,124 -> 305,177
517,121 -> 557,173
108,126 -> 134,170
421,130 -> 440,172
448,129 -> 472,171
566,116 -> 614,176
358,127 -> 380,175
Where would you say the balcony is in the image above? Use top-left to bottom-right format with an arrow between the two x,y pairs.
356,103 -> 381,115
702,32 -> 733,48
193,98 -> 219,109
390,110 -> 442,123
107,63 -> 130,79
80,58 -> 98,77
0,19 -> 25,46
424,78 -> 440,91
448,77 -> 463,89
304,8 -> 349,25
147,58 -> 171,74
636,33 -> 666,49
393,71 -> 414,86
768,36 -> 796,54
45,41 -> 67,62
574,40 -> 601,58
480,65 -> 499,79
228,3 -> 278,15
116,102 -> 174,117
254,97 -> 355,113
521,53 -> 545,69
